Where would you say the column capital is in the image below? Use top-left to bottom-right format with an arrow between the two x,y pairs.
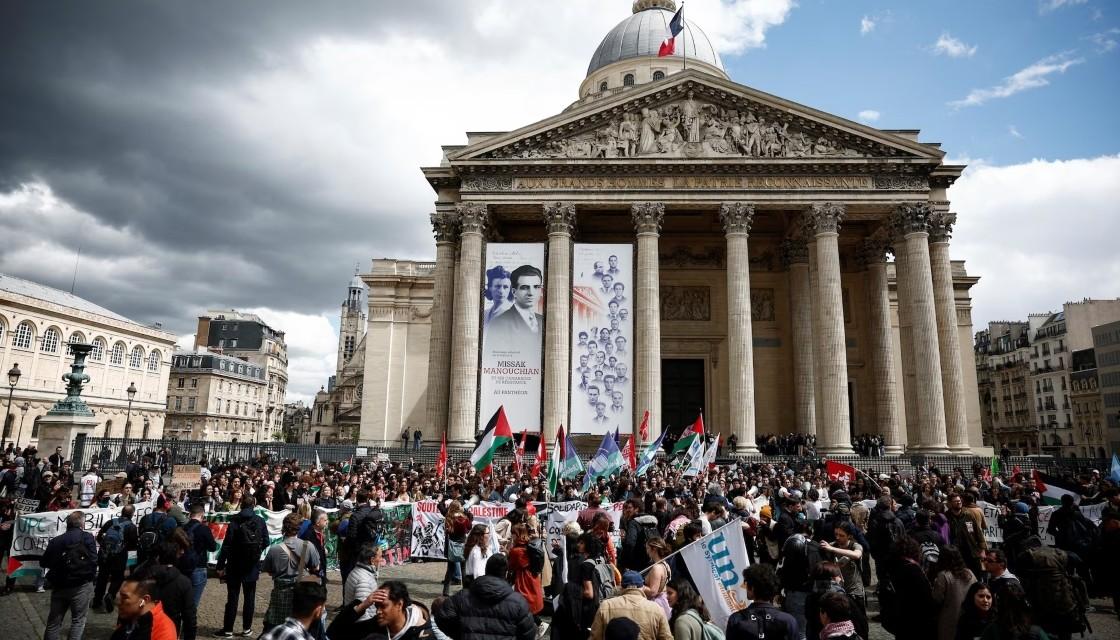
430,211 -> 460,244
779,238 -> 810,267
542,201 -> 577,236
928,210 -> 957,243
806,202 -> 846,235
631,202 -> 665,235
891,202 -> 933,237
455,202 -> 489,235
719,202 -> 755,235
856,236 -> 890,269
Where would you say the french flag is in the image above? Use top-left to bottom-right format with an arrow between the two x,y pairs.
658,5 -> 684,57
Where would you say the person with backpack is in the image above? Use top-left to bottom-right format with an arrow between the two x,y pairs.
867,496 -> 906,596
182,503 -> 217,607
778,521 -> 820,638
262,512 -> 322,635
215,494 -> 268,638
93,503 -> 139,613
507,523 -> 544,620
1046,493 -> 1097,561
589,569 -> 672,640
41,511 -> 98,640
620,498 -> 659,572
135,539 -> 197,640
137,495 -> 179,567
1014,536 -> 1088,640
665,577 -> 719,640
435,553 -> 539,640
726,564 -> 799,640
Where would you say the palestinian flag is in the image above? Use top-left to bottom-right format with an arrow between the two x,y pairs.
1032,469 -> 1081,505
671,413 -> 705,455
531,434 -> 546,477
471,406 -> 513,473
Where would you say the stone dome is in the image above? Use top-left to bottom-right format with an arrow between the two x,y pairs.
586,0 -> 725,78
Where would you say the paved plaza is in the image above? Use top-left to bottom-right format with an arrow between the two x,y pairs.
1,559 -> 1118,640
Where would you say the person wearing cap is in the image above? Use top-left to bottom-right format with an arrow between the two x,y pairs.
589,569 -> 672,640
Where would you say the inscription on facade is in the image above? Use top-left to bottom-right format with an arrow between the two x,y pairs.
660,286 -> 711,321
464,175 -> 883,192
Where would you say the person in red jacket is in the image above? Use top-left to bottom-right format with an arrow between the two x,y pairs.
507,524 -> 544,618
111,576 -> 178,640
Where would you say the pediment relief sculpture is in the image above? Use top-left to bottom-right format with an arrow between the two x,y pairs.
486,90 -> 870,161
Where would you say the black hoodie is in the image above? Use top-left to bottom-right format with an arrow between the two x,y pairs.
143,564 -> 197,640
435,575 -> 537,640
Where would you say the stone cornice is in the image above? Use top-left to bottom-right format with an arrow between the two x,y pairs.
0,293 -> 176,346
719,202 -> 755,235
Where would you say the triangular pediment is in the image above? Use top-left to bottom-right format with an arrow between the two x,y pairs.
449,71 -> 941,163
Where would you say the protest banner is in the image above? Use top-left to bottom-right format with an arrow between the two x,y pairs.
376,502 -> 414,566
167,465 -> 201,497
6,501 -> 155,580
540,501 -> 586,550
976,501 -> 1104,545
469,501 -> 514,554
14,497 -> 40,516
410,500 -> 446,559
679,520 -> 752,629
978,501 -> 1003,543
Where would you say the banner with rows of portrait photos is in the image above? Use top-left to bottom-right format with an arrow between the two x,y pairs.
569,244 -> 633,435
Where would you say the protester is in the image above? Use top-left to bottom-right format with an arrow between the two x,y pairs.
182,503 -> 217,606
93,503 -> 138,613
462,523 -> 491,588
820,521 -> 865,607
929,546 -> 977,640
441,500 -> 471,596
641,536 -> 672,618
329,581 -> 433,640
726,564 -> 799,640
665,577 -> 711,640
955,582 -> 996,640
137,494 -> 179,567
136,540 -> 197,640
817,591 -> 862,640
978,582 -> 1049,640
299,508 -> 329,587
41,511 -> 98,640
588,569 -> 672,640
884,536 -> 937,640
263,512 -> 322,633
434,553 -> 538,640
507,523 -> 544,619
258,581 -> 328,640
215,494 -> 268,638
109,576 -> 178,640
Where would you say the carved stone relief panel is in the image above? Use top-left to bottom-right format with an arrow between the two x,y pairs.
661,286 -> 711,321
659,246 -> 724,269
750,288 -> 775,322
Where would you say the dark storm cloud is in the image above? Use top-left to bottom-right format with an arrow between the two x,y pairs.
0,1 -> 484,334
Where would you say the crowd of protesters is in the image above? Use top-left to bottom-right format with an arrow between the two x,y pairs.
1,437 -> 1119,640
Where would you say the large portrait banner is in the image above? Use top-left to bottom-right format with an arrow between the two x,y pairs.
479,243 -> 546,434
570,243 -> 633,435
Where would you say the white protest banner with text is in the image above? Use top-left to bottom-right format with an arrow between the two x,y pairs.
7,501 -> 154,579
680,521 -> 752,630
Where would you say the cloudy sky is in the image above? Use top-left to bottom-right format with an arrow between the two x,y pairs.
1,0 -> 1117,402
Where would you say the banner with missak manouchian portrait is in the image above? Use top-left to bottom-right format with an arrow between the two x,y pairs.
478,243 -> 546,434
570,244 -> 633,435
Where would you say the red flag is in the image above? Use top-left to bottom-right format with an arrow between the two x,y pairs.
532,434 -> 546,477
1012,465 -> 1021,479
639,410 -> 650,442
435,433 -> 448,477
658,5 -> 684,57
826,460 -> 857,485
514,430 -> 527,475
622,436 -> 636,472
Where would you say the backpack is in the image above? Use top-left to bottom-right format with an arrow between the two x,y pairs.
99,517 -> 128,561
685,610 -> 726,640
526,539 -> 546,576
1062,513 -> 1099,552
918,540 -> 941,572
1018,547 -> 1086,634
231,516 -> 264,554
584,558 -> 616,602
138,512 -> 176,553
737,607 -> 791,640
351,507 -> 384,550
62,539 -> 97,582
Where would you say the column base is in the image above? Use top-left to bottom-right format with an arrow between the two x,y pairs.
731,446 -> 760,456
883,445 -> 906,455
905,445 -> 952,455
817,445 -> 855,456
947,444 -> 972,455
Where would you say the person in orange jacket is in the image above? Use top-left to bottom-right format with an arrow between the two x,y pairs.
110,576 -> 178,640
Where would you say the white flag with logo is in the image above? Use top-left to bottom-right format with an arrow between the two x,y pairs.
682,438 -> 706,478
679,521 -> 752,629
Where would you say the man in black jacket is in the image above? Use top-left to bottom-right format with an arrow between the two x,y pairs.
435,553 -> 537,640
41,511 -> 98,640
93,503 -> 139,613
215,495 -> 268,637
183,503 -> 217,607
135,540 -> 197,640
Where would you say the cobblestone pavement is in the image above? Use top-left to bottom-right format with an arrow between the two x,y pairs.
1,560 -> 1117,639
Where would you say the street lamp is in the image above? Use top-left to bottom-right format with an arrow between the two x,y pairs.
123,381 -> 137,459
14,402 -> 30,450
2,363 -> 21,451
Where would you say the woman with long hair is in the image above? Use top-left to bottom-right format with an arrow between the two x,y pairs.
666,577 -> 711,640
507,523 -> 544,617
955,583 -> 995,640
885,536 -> 937,640
442,501 -> 471,595
642,536 -> 673,618
930,545 -> 977,640
462,523 -> 490,588
979,582 -> 1048,640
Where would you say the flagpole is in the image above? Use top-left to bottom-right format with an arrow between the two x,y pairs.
682,2 -> 687,71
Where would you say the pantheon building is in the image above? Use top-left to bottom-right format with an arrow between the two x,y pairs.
358,0 -> 986,455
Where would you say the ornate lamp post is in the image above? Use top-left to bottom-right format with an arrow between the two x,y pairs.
14,402 -> 30,449
123,381 -> 137,458
2,363 -> 21,451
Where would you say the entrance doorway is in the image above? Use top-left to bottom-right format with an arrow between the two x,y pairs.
661,358 -> 705,438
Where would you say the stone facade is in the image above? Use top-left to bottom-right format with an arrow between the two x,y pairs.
164,350 -> 267,440
0,273 -> 176,448
308,275 -> 367,444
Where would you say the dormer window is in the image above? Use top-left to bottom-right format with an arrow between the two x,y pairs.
599,81 -> 608,92
652,70 -> 665,81
623,73 -> 635,87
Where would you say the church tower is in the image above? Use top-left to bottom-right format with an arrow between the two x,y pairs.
336,267 -> 366,377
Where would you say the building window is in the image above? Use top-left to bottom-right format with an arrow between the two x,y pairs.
129,346 -> 144,368
652,70 -> 665,81
0,321 -> 5,345
110,342 -> 125,365
175,397 -> 182,410
13,322 -> 34,350
40,327 -> 60,353
147,350 -> 161,371
177,377 -> 185,388
90,339 -> 105,361
67,332 -> 85,353
142,421 -> 150,439
623,73 -> 635,86
599,81 -> 608,92
102,419 -> 112,438
187,397 -> 196,411
190,378 -> 198,388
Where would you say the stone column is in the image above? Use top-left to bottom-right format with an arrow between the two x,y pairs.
893,203 -> 949,453
861,235 -> 904,454
425,212 -> 459,437
929,211 -> 970,453
892,236 -> 920,448
447,203 -> 488,444
721,203 -> 759,454
807,229 -> 824,435
781,237 -> 816,437
542,202 -> 576,444
632,202 -> 665,440
807,203 -> 852,454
